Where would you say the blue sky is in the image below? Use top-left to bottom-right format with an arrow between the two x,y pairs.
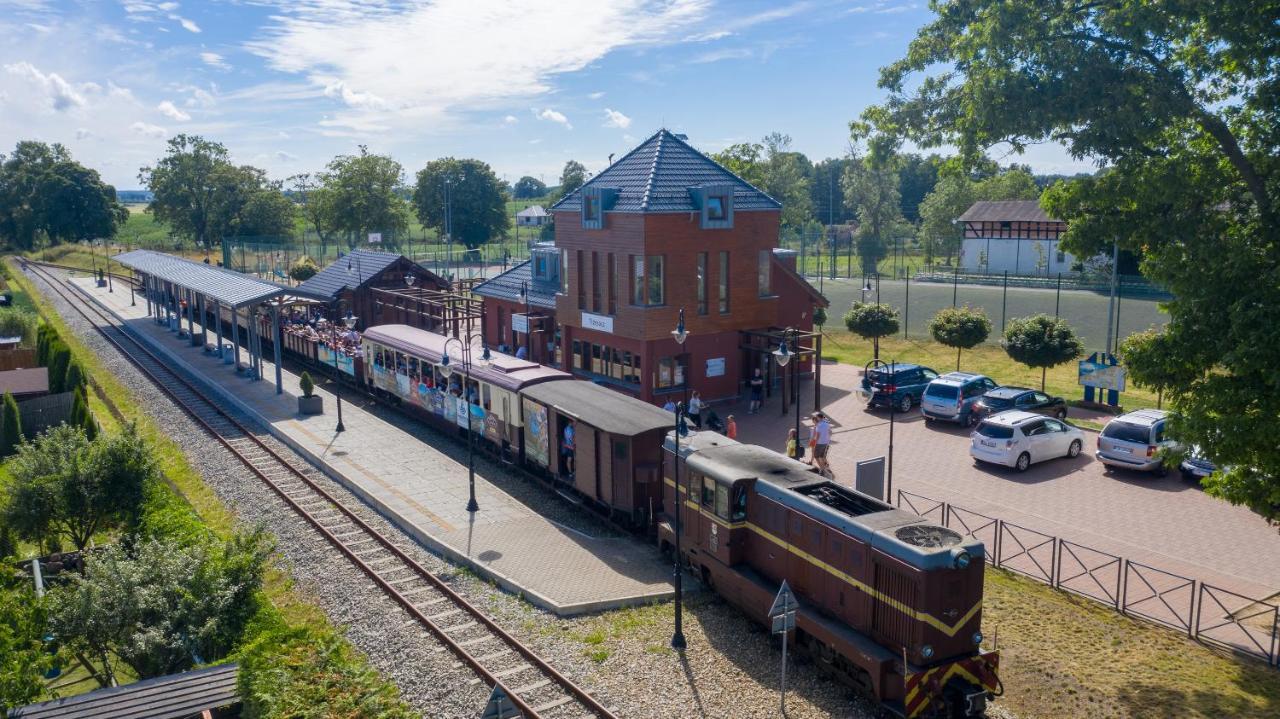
0,0 -> 1092,190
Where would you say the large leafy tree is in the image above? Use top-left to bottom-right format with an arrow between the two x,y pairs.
0,573 -> 53,714
713,134 -> 813,227
843,138 -> 909,275
2,424 -> 155,551
412,158 -> 509,251
140,135 -> 294,248
512,176 -> 547,200
309,146 -> 411,249
48,532 -> 271,686
810,157 -> 855,225
0,141 -> 127,250
711,143 -> 766,188
862,0 -> 1279,518
557,160 -> 588,201
897,153 -> 942,222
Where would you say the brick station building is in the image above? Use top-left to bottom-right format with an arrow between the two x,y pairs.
475,129 -> 827,406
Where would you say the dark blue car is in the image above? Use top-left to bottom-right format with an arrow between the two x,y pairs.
859,363 -> 939,412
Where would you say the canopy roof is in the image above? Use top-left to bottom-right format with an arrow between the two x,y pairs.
522,380 -> 674,436
114,250 -> 327,307
9,664 -> 239,719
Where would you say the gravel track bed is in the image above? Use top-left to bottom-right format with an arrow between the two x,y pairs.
31,267 -> 1014,719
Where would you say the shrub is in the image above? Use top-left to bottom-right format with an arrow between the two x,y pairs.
287,257 -> 320,284
63,360 -> 86,392
1002,314 -> 1084,390
813,306 -> 827,330
843,302 -> 900,359
929,305 -> 992,370
0,572 -> 53,713
0,307 -> 37,347
0,392 -> 21,457
47,342 -> 71,394
298,371 -> 314,398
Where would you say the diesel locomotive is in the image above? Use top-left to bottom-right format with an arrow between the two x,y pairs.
659,431 -> 1000,718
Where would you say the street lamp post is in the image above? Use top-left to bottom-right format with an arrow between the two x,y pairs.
519,281 -> 531,360
670,401 -> 688,651
866,358 -> 897,501
669,309 -> 690,651
773,329 -> 801,463
441,333 -> 492,513
329,304 -> 356,433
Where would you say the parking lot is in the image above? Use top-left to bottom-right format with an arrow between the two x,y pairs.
729,361 -> 1280,600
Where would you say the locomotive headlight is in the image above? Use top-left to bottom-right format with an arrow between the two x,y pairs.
972,631 -> 983,645
953,550 -> 971,569
921,644 -> 935,659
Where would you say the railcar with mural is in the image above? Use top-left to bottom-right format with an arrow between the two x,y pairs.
659,433 -> 1001,718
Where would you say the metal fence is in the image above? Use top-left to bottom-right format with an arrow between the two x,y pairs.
899,490 -> 1280,668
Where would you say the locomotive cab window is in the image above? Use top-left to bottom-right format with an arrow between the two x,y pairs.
714,484 -> 730,520
702,477 -> 715,507
731,485 -> 747,521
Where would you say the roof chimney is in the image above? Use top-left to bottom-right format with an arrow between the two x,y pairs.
673,133 -> 688,141
608,153 -> 615,165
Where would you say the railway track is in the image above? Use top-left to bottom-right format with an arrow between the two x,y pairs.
22,261 -> 620,719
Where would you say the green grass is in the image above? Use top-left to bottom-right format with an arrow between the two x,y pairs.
817,330 -> 1161,412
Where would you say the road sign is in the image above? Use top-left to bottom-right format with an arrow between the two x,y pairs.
769,579 -> 798,621
769,580 -> 799,715
771,613 -> 795,633
480,684 -> 519,719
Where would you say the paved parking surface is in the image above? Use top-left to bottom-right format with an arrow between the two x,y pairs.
729,361 -> 1280,600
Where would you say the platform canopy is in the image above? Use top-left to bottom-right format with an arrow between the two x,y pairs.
9,664 -> 240,719
113,249 -> 328,307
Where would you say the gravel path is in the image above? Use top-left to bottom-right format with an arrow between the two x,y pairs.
29,266 -> 1015,719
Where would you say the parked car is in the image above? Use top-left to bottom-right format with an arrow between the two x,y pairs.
921,372 -> 999,426
973,386 -> 1068,420
1179,447 -> 1216,484
969,411 -> 1086,472
1095,409 -> 1177,475
859,363 -> 940,412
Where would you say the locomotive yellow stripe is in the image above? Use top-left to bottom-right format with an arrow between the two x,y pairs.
665,478 -> 982,637
905,662 -> 987,715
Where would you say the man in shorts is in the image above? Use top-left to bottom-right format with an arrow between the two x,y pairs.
810,412 -> 833,477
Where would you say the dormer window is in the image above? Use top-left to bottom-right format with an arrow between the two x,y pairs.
706,195 -> 728,221
584,195 -> 600,222
580,187 -> 615,229
695,183 -> 734,229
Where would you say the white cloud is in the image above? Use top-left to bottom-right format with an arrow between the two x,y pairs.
275,150 -> 297,162
176,16 -> 200,33
603,108 -> 631,129
322,79 -> 387,110
130,121 -> 167,139
245,0 -> 712,132
533,107 -> 571,129
4,61 -> 87,111
588,91 -> 605,99
184,87 -> 216,107
156,99 -> 190,121
200,51 -> 228,69
107,81 -> 136,102
503,114 -> 518,125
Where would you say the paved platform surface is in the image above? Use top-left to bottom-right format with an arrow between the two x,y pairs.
71,277 -> 673,615
729,360 -> 1280,600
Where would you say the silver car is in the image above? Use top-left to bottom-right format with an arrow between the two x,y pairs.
1096,409 -> 1177,475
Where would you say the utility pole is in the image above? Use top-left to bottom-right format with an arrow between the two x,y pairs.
1104,239 -> 1119,355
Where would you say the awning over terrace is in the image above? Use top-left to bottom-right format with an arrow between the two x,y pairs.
113,249 -> 328,307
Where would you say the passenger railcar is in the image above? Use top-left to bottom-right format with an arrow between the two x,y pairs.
361,325 -> 572,457
659,432 -> 1000,719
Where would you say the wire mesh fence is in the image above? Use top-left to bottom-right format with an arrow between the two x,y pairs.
896,489 -> 1280,668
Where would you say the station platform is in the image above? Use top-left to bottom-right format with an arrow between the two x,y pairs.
68,276 -> 675,615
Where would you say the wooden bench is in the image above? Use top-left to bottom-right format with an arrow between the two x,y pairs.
204,343 -> 216,354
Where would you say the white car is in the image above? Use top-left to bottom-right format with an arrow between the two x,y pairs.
969,410 -> 1085,472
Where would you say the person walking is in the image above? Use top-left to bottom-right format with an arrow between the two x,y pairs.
725,414 -> 737,440
748,368 -> 764,414
811,412 -> 833,477
785,428 -> 802,461
687,390 -> 705,429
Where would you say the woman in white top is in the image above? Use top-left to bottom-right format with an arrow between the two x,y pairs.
687,390 -> 705,428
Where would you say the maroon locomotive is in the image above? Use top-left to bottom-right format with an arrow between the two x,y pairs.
659,432 -> 1000,718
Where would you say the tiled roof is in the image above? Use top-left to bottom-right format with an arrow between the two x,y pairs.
516,205 -> 548,217
471,261 -> 557,310
959,200 -> 1060,224
10,664 -> 239,719
296,249 -> 407,299
114,250 -> 324,306
552,129 -> 781,214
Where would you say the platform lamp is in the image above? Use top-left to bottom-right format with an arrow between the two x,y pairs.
773,328 -> 802,459
671,308 -> 689,407
518,282 -> 532,359
865,358 -> 897,503
441,334 -> 492,513
669,400 -> 689,651
404,273 -> 416,327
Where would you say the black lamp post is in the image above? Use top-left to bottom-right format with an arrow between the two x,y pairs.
330,305 -> 357,433
441,333 -> 491,513
519,281 -> 531,360
669,309 -> 689,651
670,401 -> 689,651
773,328 -> 801,460
866,358 -> 897,502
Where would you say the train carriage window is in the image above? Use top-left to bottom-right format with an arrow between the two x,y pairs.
396,352 -> 407,375
714,484 -> 730,520
408,357 -> 418,377
482,384 -> 492,410
731,486 -> 747,522
614,441 -> 627,459
702,477 -> 715,507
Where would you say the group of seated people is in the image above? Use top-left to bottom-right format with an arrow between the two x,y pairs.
279,307 -> 360,356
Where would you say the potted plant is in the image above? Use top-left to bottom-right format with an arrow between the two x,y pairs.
297,371 -> 323,415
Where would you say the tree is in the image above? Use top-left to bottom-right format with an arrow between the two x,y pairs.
288,256 -> 319,283
63,359 -> 85,393
843,302 -> 900,359
306,147 -> 411,249
512,176 -> 547,200
46,342 -> 70,394
69,387 -> 97,441
0,393 -> 20,459
0,573 -> 53,713
897,153 -> 941,222
809,158 -> 855,225
929,306 -> 992,370
288,173 -> 339,256
761,133 -> 814,227
0,141 -> 127,250
48,532 -> 271,686
1002,315 -> 1083,390
813,306 -> 828,331
557,160 -> 588,201
140,135 -> 292,249
844,152 -> 906,275
711,143 -> 766,187
863,0 -> 1280,519
412,158 -> 508,252
0,308 -> 37,347
2,424 -> 154,551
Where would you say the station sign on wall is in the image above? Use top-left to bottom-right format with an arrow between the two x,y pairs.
706,357 -> 725,377
581,311 -> 614,333
512,313 -> 529,334
367,232 -> 382,244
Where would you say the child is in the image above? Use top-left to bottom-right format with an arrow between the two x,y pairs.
786,428 -> 799,460
725,415 -> 738,440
